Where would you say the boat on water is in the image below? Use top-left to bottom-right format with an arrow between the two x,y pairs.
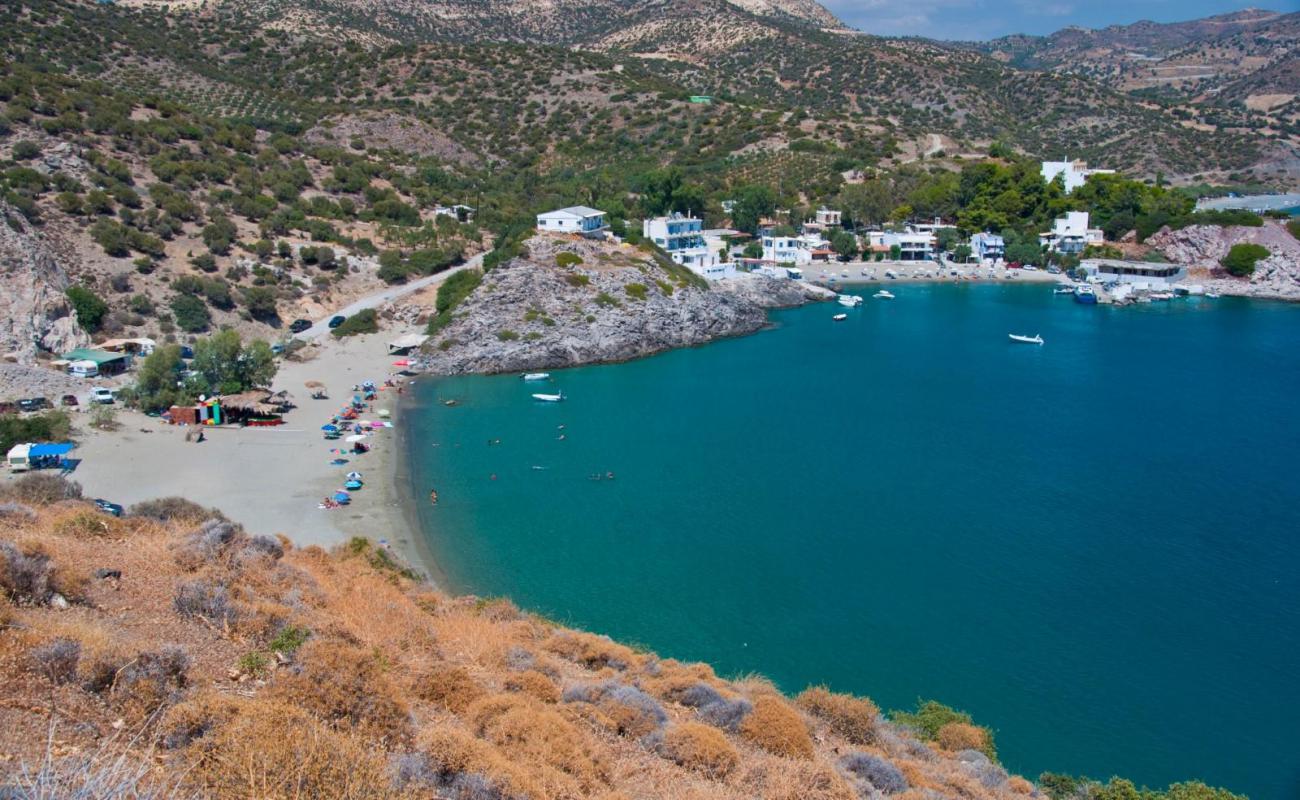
532,392 -> 565,402
837,294 -> 863,307
1073,285 -> 1098,305
521,372 -> 551,381
832,313 -> 848,321
1149,291 -> 1174,301
1206,292 -> 1221,299
873,290 -> 895,299
1008,334 -> 1043,345
1053,286 -> 1075,295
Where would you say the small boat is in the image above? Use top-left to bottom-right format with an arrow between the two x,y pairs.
832,313 -> 848,321
1206,292 -> 1221,299
873,290 -> 895,299
1008,334 -> 1043,345
1073,285 -> 1097,305
1054,286 -> 1075,295
522,372 -> 551,381
1149,291 -> 1174,301
532,392 -> 565,402
837,294 -> 863,307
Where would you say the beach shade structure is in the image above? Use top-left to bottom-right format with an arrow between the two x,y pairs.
333,492 -> 351,504
346,471 -> 363,481
392,360 -> 409,367
344,479 -> 363,490
377,409 -> 391,418
345,434 -> 367,443
321,424 -> 339,432
330,458 -> 349,466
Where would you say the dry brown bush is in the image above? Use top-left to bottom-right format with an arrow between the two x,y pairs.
417,726 -> 543,798
796,686 -> 880,745
1008,775 -> 1036,794
466,692 -> 609,791
656,722 -> 739,778
739,694 -> 814,759
414,664 -> 486,712
544,630 -> 639,672
187,698 -> 396,799
937,721 -> 988,753
506,669 -> 560,703
268,638 -> 411,744
161,691 -> 247,750
53,510 -> 127,539
740,759 -> 856,800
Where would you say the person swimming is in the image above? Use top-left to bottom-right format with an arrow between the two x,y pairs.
429,489 -> 438,505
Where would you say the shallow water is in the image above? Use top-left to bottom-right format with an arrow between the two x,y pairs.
405,284 -> 1300,798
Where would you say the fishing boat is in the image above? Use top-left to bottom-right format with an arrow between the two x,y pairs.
1054,286 -> 1075,295
522,372 -> 551,381
532,392 -> 565,402
837,294 -> 863,307
1149,291 -> 1174,301
873,290 -> 895,299
1206,292 -> 1221,299
1008,334 -> 1043,345
832,313 -> 848,321
1073,285 -> 1097,305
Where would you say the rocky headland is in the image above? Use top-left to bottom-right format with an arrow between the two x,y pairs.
1148,219 -> 1300,300
417,235 -> 833,376
0,201 -> 89,365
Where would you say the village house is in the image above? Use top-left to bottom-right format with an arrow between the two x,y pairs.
536,206 -> 608,237
864,228 -> 937,261
1040,211 -> 1104,254
643,213 -> 734,280
761,232 -> 830,266
1041,158 -> 1115,194
969,232 -> 1005,262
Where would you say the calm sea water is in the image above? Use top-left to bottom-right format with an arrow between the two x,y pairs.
404,284 -> 1300,799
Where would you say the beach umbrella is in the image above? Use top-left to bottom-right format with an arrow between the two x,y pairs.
346,471 -> 363,480
321,423 -> 338,432
377,409 -> 390,418
392,359 -> 409,367
345,434 -> 366,443
334,492 -> 351,503
305,380 -> 325,389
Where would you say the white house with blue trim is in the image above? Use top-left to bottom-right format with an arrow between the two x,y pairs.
644,213 -> 732,280
537,206 -> 608,237
969,232 -> 1005,262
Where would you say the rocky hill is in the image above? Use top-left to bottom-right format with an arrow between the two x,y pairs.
0,483 -> 1241,800
0,201 -> 89,364
1147,219 -> 1300,300
418,236 -> 832,375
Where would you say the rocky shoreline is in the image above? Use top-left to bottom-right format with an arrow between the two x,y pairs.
1147,220 -> 1300,301
415,236 -> 833,376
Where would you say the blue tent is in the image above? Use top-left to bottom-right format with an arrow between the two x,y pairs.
29,443 -> 75,457
321,424 -> 339,432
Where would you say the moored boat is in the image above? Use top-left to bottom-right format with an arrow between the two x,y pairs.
1054,286 -> 1075,295
837,294 -> 863,307
832,313 -> 848,321
1008,334 -> 1043,345
1074,285 -> 1097,304
522,372 -> 551,381
873,290 -> 895,299
532,392 -> 565,402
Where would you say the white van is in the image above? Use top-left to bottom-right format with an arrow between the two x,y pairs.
6,443 -> 32,472
68,360 -> 99,378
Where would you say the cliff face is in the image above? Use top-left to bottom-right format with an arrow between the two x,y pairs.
1147,220 -> 1300,299
418,236 -> 832,376
0,202 -> 89,364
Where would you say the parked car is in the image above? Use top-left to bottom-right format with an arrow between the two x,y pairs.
94,499 -> 124,517
289,318 -> 312,333
328,315 -> 347,329
90,388 -> 115,404
179,345 -> 194,360
1005,262 -> 1022,270
1022,265 -> 1039,271
271,343 -> 286,355
61,394 -> 79,407
1046,266 -> 1062,275
18,398 -> 49,412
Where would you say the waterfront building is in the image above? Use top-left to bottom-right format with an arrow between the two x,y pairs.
644,213 -> 733,280
1081,259 -> 1186,287
761,232 -> 829,265
865,228 -> 937,261
970,232 -> 1005,262
1041,158 -> 1115,194
537,206 -> 608,237
1040,212 -> 1104,254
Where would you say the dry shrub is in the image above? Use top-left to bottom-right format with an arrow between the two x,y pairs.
544,630 -> 638,672
0,540 -> 85,604
128,497 -> 224,524
466,693 -> 608,791
414,664 -> 486,712
54,509 -> 127,539
82,646 -> 191,721
1007,775 -> 1036,794
563,680 -> 667,738
173,578 -> 239,626
416,727 -> 542,799
28,636 -> 81,684
506,670 -> 560,704
189,699 -> 394,799
840,751 -> 908,795
655,722 -> 739,778
1,473 -> 82,505
173,519 -> 281,572
743,759 -> 856,800
161,691 -> 246,750
739,694 -> 814,759
936,722 -> 988,753
797,686 -> 880,745
268,639 -> 410,744
0,501 -> 38,525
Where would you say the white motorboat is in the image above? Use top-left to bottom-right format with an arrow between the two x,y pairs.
531,392 -> 564,402
873,290 -> 895,299
832,313 -> 848,321
522,372 -> 551,381
1008,334 -> 1043,345
1053,286 -> 1075,294
1206,292 -> 1221,299
837,294 -> 863,307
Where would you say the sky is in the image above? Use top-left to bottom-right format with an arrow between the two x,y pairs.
821,0 -> 1294,41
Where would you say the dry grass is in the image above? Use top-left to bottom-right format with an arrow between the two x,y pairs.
937,721 -> 989,753
796,686 -> 880,745
738,695 -> 815,759
656,722 -> 739,778
0,499 -> 1055,800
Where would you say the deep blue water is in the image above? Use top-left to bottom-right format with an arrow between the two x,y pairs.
404,284 -> 1300,799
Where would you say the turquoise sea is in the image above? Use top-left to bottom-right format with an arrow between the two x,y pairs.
403,284 -> 1300,799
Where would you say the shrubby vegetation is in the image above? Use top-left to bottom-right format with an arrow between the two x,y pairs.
0,411 -> 72,454
1219,243 -> 1269,277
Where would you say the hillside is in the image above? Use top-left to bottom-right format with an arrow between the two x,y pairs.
0,480 -> 1248,800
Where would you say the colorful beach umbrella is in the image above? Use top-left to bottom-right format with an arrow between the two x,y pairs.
321,423 -> 338,431
345,434 -> 366,443
346,471 -> 363,480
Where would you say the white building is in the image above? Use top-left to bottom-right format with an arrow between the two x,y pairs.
1040,211 -> 1104,254
1081,259 -> 1186,287
1041,158 -> 1115,194
969,232 -> 1005,262
644,213 -> 733,280
865,229 -> 936,261
761,232 -> 831,266
433,204 -> 475,222
537,206 -> 608,237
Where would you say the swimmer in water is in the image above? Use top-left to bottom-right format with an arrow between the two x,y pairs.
429,490 -> 438,505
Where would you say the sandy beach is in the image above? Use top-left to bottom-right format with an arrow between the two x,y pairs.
52,325 -> 429,570
804,259 -> 1061,286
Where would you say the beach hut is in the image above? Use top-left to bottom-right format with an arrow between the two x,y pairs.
218,390 -> 293,426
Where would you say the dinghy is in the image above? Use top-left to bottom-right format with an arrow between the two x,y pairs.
873,290 -> 895,299
532,392 -> 565,402
522,372 -> 551,381
1008,334 -> 1043,345
832,313 -> 848,322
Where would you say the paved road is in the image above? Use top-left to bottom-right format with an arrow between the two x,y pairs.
293,253 -> 483,342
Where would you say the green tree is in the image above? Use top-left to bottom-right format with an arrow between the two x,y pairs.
65,285 -> 108,332
953,244 -> 972,262
730,185 -> 776,235
331,308 -> 379,338
742,240 -> 763,259
170,293 -> 211,333
839,181 -> 891,228
132,344 -> 186,412
191,330 -> 275,394
1220,243 -> 1268,277
831,230 -> 858,261
241,286 -> 279,321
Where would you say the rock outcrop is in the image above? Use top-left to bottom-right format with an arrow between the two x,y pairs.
417,236 -> 832,375
0,203 -> 89,364
1148,220 -> 1300,300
